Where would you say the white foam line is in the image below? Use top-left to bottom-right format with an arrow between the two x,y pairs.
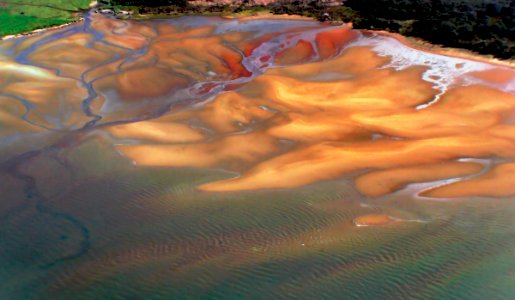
419,158 -> 491,200
349,35 -> 494,109
389,158 -> 492,201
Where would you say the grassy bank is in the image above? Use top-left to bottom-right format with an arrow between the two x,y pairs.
0,0 -> 90,36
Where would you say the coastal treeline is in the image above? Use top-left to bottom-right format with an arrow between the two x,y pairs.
105,0 -> 188,6
344,0 -> 514,59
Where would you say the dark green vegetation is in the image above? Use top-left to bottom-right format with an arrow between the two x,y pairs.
101,0 -> 261,17
105,0 -> 187,6
0,0 -> 90,36
344,0 -> 514,59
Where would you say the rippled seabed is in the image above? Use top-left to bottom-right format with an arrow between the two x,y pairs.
1,12 -> 515,299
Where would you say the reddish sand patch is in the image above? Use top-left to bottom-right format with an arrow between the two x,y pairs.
469,68 -> 515,84
275,40 -> 315,65
352,214 -> 393,226
221,51 -> 252,78
315,25 -> 358,59
260,55 -> 271,62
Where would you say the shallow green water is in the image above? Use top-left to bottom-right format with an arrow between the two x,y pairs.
1,137 -> 514,299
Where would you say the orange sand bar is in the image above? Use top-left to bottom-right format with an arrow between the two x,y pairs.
113,36 -> 515,198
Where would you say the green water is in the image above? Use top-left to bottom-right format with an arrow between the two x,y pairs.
1,137 -> 514,299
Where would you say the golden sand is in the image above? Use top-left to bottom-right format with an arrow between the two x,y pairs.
111,22 -> 515,197
352,214 -> 393,226
422,162 -> 515,198
109,121 -> 205,143
355,162 -> 484,197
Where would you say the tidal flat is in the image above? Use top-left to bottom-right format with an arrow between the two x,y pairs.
0,11 -> 514,299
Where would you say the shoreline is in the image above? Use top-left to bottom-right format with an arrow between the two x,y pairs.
368,30 -> 515,68
0,0 -> 97,41
0,19 -> 83,41
220,12 -> 314,21
1,11 -> 513,68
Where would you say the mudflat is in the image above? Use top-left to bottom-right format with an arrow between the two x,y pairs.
0,12 -> 514,299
